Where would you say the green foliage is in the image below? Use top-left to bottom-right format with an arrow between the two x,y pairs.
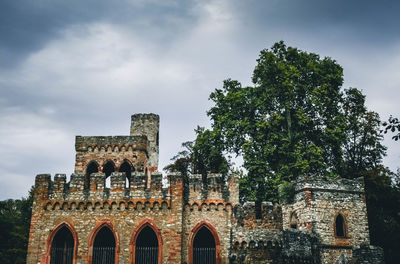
278,181 -> 295,203
382,115 -> 400,141
164,127 -> 230,177
0,187 -> 34,264
363,167 -> 400,264
207,41 -> 386,202
342,88 -> 387,178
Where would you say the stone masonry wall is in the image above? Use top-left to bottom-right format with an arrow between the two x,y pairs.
282,176 -> 372,264
130,114 -> 159,172
74,136 -> 149,174
27,173 -> 183,264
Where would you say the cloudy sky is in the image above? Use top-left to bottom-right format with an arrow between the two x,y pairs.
1,0 -> 399,199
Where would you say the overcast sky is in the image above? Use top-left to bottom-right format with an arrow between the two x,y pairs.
1,0 -> 399,199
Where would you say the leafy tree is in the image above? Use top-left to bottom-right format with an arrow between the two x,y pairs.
164,126 -> 230,178
0,187 -> 34,264
382,115 -> 400,141
207,41 -> 387,209
342,88 -> 387,178
208,41 -> 349,203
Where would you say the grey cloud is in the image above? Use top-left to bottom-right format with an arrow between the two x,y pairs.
0,0 -> 399,199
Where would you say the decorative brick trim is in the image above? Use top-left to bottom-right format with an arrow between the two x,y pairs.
188,221 -> 221,264
130,219 -> 163,264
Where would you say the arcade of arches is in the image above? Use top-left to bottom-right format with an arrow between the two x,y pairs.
48,221 -> 218,264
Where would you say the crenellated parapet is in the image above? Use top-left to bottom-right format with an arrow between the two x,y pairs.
292,175 -> 365,203
233,201 -> 283,231
186,173 -> 239,205
33,171 -> 171,206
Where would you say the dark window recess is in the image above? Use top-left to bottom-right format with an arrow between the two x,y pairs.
85,161 -> 99,190
119,160 -> 133,182
335,214 -> 345,237
93,227 -> 115,264
193,227 -> 216,264
103,161 -> 115,177
50,226 -> 74,264
135,226 -> 159,264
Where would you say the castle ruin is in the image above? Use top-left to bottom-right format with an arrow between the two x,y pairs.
27,114 -> 384,264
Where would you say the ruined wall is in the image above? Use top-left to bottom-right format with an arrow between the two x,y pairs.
229,202 -> 282,263
181,174 -> 239,264
282,176 -> 372,264
27,172 -> 183,264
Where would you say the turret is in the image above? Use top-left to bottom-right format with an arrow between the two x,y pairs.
130,113 -> 159,172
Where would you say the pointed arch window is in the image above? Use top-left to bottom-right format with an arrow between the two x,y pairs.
119,160 -> 134,183
131,220 -> 162,264
290,212 -> 299,229
335,213 -> 346,238
189,222 -> 220,264
103,161 -> 115,188
85,161 -> 99,190
103,161 -> 115,177
92,226 -> 116,264
135,226 -> 159,264
50,226 -> 74,264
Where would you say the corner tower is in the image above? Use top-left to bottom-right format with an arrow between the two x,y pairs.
130,113 -> 159,172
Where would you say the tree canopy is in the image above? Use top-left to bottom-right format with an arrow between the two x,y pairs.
0,188 -> 33,264
207,41 -> 385,202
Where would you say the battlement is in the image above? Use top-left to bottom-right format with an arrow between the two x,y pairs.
291,175 -> 365,204
233,202 -> 282,230
75,135 -> 148,152
186,173 -> 239,204
34,171 -> 170,202
295,175 -> 364,193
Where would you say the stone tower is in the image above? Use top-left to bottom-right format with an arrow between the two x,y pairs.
130,113 -> 159,172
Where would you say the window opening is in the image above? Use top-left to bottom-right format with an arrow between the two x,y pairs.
290,212 -> 299,229
103,161 -> 115,188
85,161 -> 99,190
335,214 -> 346,237
119,160 -> 133,188
193,227 -> 216,264
50,226 -> 74,264
135,226 -> 159,264
92,226 -> 116,264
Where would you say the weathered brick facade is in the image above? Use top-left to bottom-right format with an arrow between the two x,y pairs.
27,114 -> 384,264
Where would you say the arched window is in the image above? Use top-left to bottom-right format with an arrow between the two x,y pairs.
335,214 -> 346,238
135,226 -> 159,264
119,160 -> 134,185
290,212 -> 299,229
85,161 -> 99,190
50,226 -> 75,264
92,226 -> 116,264
190,223 -> 220,264
103,161 -> 115,188
103,161 -> 115,177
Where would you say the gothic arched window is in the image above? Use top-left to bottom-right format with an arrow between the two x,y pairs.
335,213 -> 346,238
50,226 -> 74,264
92,226 -> 116,264
85,161 -> 99,190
